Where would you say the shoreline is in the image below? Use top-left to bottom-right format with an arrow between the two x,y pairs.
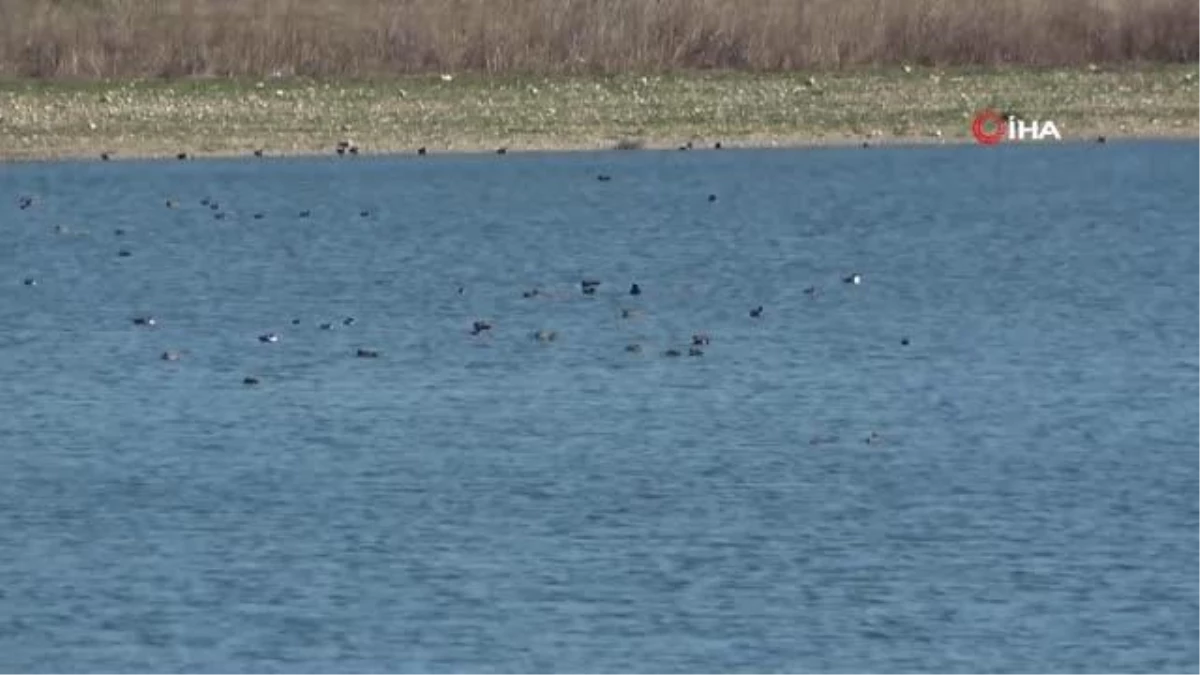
2,67 -> 1195,163
2,131 -> 1196,164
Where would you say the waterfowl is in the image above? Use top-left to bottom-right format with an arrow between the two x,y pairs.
253,148 -> 264,158
1097,135 -> 1107,144
597,174 -> 612,182
176,152 -> 189,160
663,348 -> 682,357
253,213 -> 264,220
298,210 -> 311,218
117,249 -> 132,258
496,147 -> 507,155
348,145 -> 359,156
243,376 -> 260,385
200,197 -> 211,206
356,348 -> 380,358
708,194 -> 717,202
625,343 -> 642,353
522,288 -> 540,298
258,333 -> 280,343
900,337 -> 910,346
581,279 -> 600,295
100,152 -> 111,161
209,202 -> 220,210
165,199 -> 177,208
291,318 -> 301,325
213,213 -> 226,220
691,333 -> 711,346
629,283 -> 641,296
865,431 -> 882,445
688,347 -> 704,357
843,273 -> 862,285
749,305 -> 763,318
160,350 -> 182,362
713,142 -> 722,150
417,147 -> 427,156
457,286 -> 465,295
22,278 -> 36,286
803,286 -> 818,296
132,316 -> 156,326
342,317 -> 356,326
336,146 -> 346,156
114,228 -> 126,236
319,322 -> 334,330
533,330 -> 558,342
18,196 -> 33,210
471,320 -> 492,335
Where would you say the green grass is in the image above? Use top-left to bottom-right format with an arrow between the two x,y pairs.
0,66 -> 1195,160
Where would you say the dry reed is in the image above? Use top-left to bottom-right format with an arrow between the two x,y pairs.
0,0 -> 1195,78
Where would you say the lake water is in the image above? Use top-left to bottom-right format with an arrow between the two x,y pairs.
1,141 -> 1197,673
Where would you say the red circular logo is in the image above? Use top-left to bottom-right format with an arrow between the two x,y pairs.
972,109 -> 1007,145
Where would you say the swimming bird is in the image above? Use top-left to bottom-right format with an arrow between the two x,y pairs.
713,142 -> 722,150
803,286 -> 818,297
1097,135 -> 1107,144
243,376 -> 260,385
160,350 -> 183,361
18,196 -> 33,210
663,348 -> 682,357
581,279 -> 600,295
749,306 -> 763,318
132,316 -> 156,326
258,333 -> 280,343
291,318 -> 301,325
319,322 -> 333,330
176,152 -> 189,160
523,288 -> 540,298
625,343 -> 642,353
691,333 -> 711,346
471,320 -> 492,335
417,147 -> 427,156
360,210 -> 370,218
100,152 -> 112,161
298,210 -> 311,218
533,330 -> 558,342
114,228 -> 126,236
708,194 -> 717,202
342,317 -> 356,326
496,147 -> 507,155
200,197 -> 211,206
209,202 -> 220,210
597,174 -> 612,182
117,249 -> 132,258
213,213 -> 226,220
165,199 -> 177,208
688,347 -> 704,357
356,348 -> 380,358
253,148 -> 264,158
843,273 -> 862,285
900,337 -> 910,346
865,431 -> 882,445
253,213 -> 264,220
22,278 -> 36,286
348,145 -> 359,156
629,283 -> 641,296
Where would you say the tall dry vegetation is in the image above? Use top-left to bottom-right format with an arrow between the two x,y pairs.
0,0 -> 1195,77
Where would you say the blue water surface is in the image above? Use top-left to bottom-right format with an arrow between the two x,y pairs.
1,141 -> 1197,673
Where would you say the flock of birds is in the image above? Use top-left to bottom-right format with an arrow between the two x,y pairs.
14,146 -> 875,397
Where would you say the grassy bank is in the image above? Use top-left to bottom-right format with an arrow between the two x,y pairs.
0,0 -> 1195,77
0,66 -> 1196,161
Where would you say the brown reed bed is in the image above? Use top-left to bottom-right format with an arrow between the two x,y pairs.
0,0 -> 1195,78
1,66 -> 1195,161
